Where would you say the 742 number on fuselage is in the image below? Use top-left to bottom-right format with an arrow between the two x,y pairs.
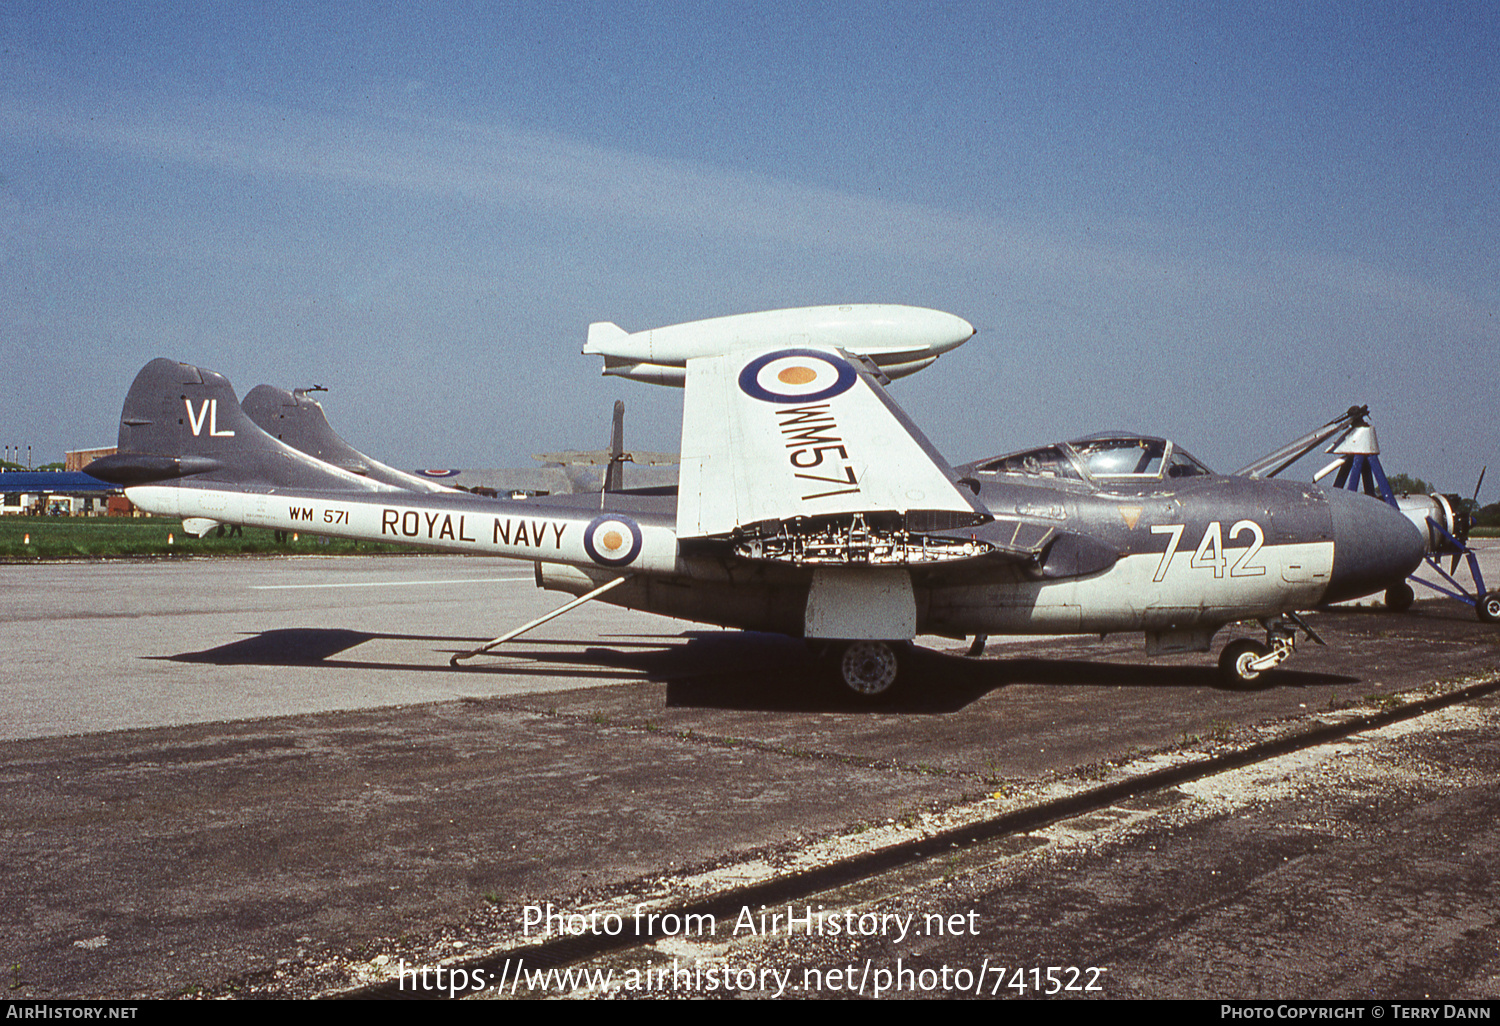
1151,520 -> 1267,583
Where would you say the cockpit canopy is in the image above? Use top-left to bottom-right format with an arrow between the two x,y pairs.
973,434 -> 1213,485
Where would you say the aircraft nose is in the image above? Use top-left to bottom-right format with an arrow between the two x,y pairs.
1323,488 -> 1426,604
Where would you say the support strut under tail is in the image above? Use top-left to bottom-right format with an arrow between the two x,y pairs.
449,574 -> 633,666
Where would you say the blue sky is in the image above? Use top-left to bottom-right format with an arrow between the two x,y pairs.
2,2 -> 1495,492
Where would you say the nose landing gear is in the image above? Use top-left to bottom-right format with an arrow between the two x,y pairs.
1218,613 -> 1326,685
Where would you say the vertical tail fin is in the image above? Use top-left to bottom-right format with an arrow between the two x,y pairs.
242,383 -> 455,493
86,359 -> 391,492
603,400 -> 626,494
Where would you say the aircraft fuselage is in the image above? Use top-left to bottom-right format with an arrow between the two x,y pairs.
128,465 -> 1403,648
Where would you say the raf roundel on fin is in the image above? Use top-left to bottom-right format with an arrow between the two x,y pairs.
737,349 -> 857,404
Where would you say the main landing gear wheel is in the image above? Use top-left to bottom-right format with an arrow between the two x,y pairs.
1479,591 -> 1500,624
1384,582 -> 1415,613
1219,639 -> 1272,686
839,640 -> 902,698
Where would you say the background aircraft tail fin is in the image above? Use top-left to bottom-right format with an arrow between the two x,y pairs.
603,399 -> 626,493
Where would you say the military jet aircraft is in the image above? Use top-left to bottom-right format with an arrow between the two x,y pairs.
88,334 -> 1424,696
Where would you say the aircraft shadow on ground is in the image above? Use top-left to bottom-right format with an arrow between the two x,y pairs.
159,628 -> 380,665
153,627 -> 1358,712
663,641 -> 1361,714
153,627 -> 688,680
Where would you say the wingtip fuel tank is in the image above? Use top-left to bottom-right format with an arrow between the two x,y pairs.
582,304 -> 976,387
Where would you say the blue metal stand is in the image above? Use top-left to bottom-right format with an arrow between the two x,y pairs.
1240,404 -> 1494,621
1328,445 -> 1488,615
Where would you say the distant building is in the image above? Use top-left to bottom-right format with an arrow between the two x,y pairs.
66,446 -> 116,472
1,447 -> 121,514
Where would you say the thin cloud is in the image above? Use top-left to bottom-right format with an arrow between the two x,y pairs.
9,85 -> 1490,342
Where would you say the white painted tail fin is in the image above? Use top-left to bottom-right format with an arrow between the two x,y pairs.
584,321 -> 630,353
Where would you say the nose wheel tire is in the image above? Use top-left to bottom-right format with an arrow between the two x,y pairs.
839,640 -> 902,697
1384,582 -> 1415,613
1219,639 -> 1272,686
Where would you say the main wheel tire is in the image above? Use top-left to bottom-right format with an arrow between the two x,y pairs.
1479,591 -> 1500,624
1219,639 -> 1271,686
839,640 -> 901,697
1385,582 -> 1415,613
